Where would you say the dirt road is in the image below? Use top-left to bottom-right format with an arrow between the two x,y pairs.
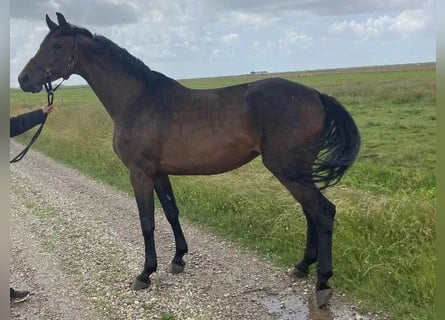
10,141 -> 378,319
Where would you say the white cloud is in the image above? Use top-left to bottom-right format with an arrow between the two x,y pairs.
329,16 -> 392,36
9,1 -> 436,87
279,31 -> 313,49
389,10 -> 429,34
210,48 -> 234,59
220,33 -> 240,45
219,11 -> 281,28
205,0 -> 430,17
329,9 -> 430,38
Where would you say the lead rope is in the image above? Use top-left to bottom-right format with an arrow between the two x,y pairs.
10,79 -> 64,163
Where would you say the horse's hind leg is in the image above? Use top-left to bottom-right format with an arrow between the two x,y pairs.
263,156 -> 335,307
305,191 -> 335,308
292,209 -> 318,278
284,179 -> 335,307
155,174 -> 188,274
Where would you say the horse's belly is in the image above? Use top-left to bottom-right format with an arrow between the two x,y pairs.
159,139 -> 259,175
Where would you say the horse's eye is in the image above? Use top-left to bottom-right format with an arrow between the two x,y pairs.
53,43 -> 62,50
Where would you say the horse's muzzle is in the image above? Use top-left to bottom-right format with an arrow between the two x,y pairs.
18,73 -> 43,93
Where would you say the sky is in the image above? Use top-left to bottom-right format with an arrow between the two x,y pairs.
10,0 -> 436,87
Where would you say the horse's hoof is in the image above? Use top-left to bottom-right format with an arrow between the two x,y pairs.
316,288 -> 333,308
130,277 -> 151,291
170,261 -> 185,274
290,266 -> 308,278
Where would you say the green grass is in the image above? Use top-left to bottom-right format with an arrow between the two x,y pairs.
159,313 -> 176,320
11,63 -> 436,319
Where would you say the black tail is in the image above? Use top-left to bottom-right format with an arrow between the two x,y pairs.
310,92 -> 361,190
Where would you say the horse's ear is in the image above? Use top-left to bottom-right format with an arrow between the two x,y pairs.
46,14 -> 58,31
56,12 -> 67,26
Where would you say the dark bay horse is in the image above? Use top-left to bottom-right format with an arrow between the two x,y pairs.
18,13 -> 360,307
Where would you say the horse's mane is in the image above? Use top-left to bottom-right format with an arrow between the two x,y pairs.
48,23 -> 171,88
91,35 -> 160,86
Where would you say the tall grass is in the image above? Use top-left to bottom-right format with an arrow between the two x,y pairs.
11,64 -> 436,319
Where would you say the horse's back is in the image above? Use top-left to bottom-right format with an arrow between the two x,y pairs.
245,77 -> 326,149
246,77 -> 323,114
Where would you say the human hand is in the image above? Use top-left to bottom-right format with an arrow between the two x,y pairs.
42,103 -> 54,114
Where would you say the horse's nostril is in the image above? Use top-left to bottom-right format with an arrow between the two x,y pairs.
20,74 -> 30,84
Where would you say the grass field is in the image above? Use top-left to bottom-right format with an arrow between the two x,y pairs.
11,63 -> 436,319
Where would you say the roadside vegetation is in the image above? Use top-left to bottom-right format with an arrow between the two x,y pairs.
11,63 -> 436,319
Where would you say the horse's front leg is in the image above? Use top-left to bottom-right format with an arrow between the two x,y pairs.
154,173 -> 188,274
129,167 -> 157,290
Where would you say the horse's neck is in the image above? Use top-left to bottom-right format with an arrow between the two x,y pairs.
76,55 -> 145,119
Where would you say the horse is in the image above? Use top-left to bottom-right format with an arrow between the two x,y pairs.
18,12 -> 360,307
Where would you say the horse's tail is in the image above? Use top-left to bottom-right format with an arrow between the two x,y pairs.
310,92 -> 361,190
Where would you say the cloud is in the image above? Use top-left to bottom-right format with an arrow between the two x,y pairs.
210,48 -> 234,60
11,0 -> 59,20
389,10 -> 429,34
220,33 -> 240,45
9,0 -> 436,87
329,9 -> 430,38
217,11 -> 281,29
279,31 -> 313,49
10,0 -> 433,27
12,0 -> 138,26
306,0 -> 428,16
61,0 -> 137,26
206,0 -> 429,16
329,16 -> 391,36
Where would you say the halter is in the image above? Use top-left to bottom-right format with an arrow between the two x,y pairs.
31,35 -> 77,95
10,36 -> 76,163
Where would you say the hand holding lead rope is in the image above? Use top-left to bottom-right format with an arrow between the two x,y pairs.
10,80 -> 61,163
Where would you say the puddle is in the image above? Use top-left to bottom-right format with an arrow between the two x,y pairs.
261,293 -> 371,320
261,295 -> 308,320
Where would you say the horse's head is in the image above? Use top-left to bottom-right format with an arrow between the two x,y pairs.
18,12 -> 86,93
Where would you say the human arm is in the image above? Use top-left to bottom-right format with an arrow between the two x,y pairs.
10,103 -> 54,137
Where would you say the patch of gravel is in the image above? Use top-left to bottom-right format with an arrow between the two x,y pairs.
10,141 -> 385,320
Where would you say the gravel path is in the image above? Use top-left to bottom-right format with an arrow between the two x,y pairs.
10,141 -> 380,320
